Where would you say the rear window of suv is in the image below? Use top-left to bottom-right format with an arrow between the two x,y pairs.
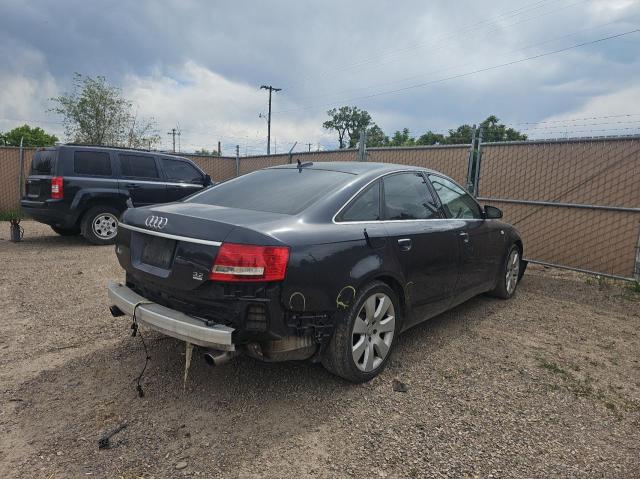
187,168 -> 353,215
30,150 -> 58,175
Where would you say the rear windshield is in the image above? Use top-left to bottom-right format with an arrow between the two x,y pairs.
30,150 -> 57,175
187,168 -> 354,215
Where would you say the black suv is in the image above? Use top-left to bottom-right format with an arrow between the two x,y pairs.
20,145 -> 212,244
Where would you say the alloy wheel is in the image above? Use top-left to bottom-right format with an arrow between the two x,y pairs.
92,213 -> 118,240
351,292 -> 395,372
505,249 -> 520,295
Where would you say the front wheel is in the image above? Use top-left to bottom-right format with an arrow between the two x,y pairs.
322,281 -> 399,383
489,244 -> 521,299
81,206 -> 120,245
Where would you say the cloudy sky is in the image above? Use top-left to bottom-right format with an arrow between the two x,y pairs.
1,0 -> 639,155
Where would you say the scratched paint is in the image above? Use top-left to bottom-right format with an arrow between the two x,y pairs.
289,291 -> 306,311
336,285 -> 356,310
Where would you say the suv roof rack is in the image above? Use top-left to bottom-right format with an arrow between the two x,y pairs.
63,143 -> 154,153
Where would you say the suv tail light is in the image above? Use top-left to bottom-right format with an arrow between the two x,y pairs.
210,243 -> 289,282
51,177 -> 64,199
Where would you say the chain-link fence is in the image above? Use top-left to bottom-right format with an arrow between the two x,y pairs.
475,136 -> 640,280
2,138 -> 638,280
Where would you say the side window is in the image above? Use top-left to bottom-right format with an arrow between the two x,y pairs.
73,151 -> 112,176
338,181 -> 380,222
161,159 -> 203,183
383,172 -> 439,220
119,154 -> 159,179
428,175 -> 482,219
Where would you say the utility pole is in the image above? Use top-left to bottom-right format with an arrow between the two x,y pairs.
260,85 -> 281,155
306,143 -> 312,152
217,141 -> 221,156
167,128 -> 180,153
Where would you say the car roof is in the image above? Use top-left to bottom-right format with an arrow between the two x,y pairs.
269,161 -> 436,176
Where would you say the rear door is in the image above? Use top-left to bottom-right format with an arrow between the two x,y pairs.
159,157 -> 206,202
428,174 -> 502,296
382,172 -> 459,325
117,153 -> 167,206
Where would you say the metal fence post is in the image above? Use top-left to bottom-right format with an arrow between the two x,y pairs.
288,141 -> 297,164
473,127 -> 483,196
235,145 -> 240,177
357,129 -> 367,161
466,126 -> 477,192
635,225 -> 640,281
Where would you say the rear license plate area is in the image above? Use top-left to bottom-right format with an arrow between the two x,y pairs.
26,182 -> 41,198
140,235 -> 176,269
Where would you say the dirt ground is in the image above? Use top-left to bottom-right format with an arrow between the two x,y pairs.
1,221 -> 639,479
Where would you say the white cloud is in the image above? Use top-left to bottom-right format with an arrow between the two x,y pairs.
124,62 -> 334,155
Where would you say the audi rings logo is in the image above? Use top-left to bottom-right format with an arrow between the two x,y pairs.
144,215 -> 168,230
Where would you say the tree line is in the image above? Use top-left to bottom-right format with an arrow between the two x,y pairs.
323,106 -> 527,148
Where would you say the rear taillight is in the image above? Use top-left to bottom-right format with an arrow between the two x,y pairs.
210,243 -> 289,282
51,177 -> 64,199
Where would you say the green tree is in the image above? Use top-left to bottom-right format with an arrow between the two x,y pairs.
50,73 -> 160,148
365,124 -> 389,147
479,115 -> 527,142
323,106 -> 373,149
193,148 -> 219,156
416,130 -> 446,146
0,124 -> 58,147
388,128 -> 415,147
445,123 -> 476,144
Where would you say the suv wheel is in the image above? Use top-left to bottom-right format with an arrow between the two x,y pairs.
81,206 -> 120,245
51,225 -> 80,236
322,281 -> 398,383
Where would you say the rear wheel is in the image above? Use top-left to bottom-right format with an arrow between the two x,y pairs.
81,206 -> 120,245
51,225 -> 80,236
490,244 -> 521,299
322,281 -> 398,383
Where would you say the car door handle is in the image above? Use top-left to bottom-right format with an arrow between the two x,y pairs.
397,238 -> 412,251
459,231 -> 470,243
125,183 -> 140,189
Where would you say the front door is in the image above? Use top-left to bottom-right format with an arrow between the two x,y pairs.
382,172 -> 459,326
159,158 -> 206,202
428,174 -> 502,298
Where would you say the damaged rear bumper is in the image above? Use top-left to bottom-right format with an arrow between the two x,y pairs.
107,281 -> 235,351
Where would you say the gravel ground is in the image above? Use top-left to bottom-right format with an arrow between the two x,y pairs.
1,221 -> 639,478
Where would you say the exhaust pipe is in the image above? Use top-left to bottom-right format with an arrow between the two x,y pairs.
203,349 -> 237,367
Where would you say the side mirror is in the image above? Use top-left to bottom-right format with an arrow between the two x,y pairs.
203,174 -> 213,186
484,205 -> 503,219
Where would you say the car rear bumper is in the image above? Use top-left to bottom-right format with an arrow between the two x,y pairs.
107,281 -> 235,351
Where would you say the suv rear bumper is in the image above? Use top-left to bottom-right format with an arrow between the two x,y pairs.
107,281 -> 235,351
20,199 -> 77,228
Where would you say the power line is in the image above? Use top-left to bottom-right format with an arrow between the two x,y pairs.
286,14 -> 634,105
276,28 -> 640,114
285,0 -> 564,90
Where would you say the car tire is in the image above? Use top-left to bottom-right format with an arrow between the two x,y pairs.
81,206 -> 120,245
322,281 -> 399,383
489,244 -> 521,299
51,225 -> 80,236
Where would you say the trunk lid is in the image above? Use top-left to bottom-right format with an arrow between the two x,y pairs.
118,202 -> 291,291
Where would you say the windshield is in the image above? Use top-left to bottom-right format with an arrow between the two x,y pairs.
187,168 -> 354,215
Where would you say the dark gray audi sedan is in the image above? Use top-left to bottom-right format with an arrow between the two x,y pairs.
108,162 -> 524,383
